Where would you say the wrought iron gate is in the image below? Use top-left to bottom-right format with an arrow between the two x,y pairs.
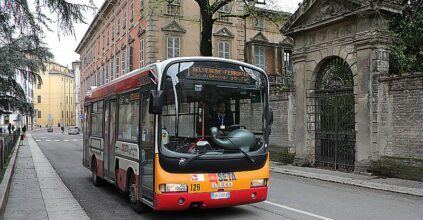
315,58 -> 355,171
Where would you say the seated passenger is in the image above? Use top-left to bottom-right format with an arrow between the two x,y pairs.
212,101 -> 234,130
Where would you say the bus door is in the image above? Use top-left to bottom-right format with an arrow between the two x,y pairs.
139,92 -> 155,201
104,99 -> 117,181
83,106 -> 91,167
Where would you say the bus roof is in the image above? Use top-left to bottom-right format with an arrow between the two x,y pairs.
85,57 -> 266,104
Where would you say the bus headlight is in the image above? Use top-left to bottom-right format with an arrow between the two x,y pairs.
251,179 -> 267,188
159,183 -> 188,193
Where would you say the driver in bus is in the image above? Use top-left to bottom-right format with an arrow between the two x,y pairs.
212,100 -> 234,130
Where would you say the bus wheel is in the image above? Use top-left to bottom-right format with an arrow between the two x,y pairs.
129,173 -> 149,213
91,159 -> 102,186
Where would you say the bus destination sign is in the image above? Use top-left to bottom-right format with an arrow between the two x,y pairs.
185,66 -> 251,83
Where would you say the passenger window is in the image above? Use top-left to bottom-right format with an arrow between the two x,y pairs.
117,91 -> 140,142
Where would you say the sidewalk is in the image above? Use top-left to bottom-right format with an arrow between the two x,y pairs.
270,162 -> 423,197
3,134 -> 88,220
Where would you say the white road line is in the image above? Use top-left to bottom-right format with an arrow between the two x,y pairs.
45,140 -> 51,142
72,139 -> 78,141
54,140 -> 60,142
264,201 -> 334,220
35,140 -> 41,142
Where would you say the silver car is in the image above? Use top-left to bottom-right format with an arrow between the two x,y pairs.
68,128 -> 79,135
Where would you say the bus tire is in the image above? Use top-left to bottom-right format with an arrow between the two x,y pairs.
129,172 -> 149,213
91,158 -> 102,186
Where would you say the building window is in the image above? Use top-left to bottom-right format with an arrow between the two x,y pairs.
167,37 -> 180,59
139,38 -> 144,67
112,22 -> 115,40
116,52 -> 120,77
37,95 -> 41,103
218,4 -> 230,22
38,111 -> 41,118
129,44 -> 134,71
37,83 -> 41,89
110,60 -> 114,81
105,63 -> 109,83
254,18 -> 265,29
166,0 -> 180,16
284,51 -> 293,72
102,33 -> 105,49
123,7 -> 127,29
117,15 -> 120,35
254,46 -> 265,69
140,0 -> 144,14
122,49 -> 127,75
218,41 -> 230,59
130,0 -> 134,20
107,29 -> 109,45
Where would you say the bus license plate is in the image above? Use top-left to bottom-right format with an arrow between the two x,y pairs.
211,192 -> 230,200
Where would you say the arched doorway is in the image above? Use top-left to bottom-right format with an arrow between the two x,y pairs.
315,57 -> 355,171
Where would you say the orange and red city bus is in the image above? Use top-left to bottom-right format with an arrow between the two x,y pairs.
83,57 -> 273,212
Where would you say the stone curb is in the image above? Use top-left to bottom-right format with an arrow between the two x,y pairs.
28,134 -> 89,219
270,166 -> 423,197
0,137 -> 20,217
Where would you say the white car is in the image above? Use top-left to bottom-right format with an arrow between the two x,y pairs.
68,128 -> 79,135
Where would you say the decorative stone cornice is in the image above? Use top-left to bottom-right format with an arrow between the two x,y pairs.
213,27 -> 235,38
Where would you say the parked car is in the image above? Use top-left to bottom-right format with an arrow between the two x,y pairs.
68,128 -> 79,135
47,126 -> 53,132
73,127 -> 80,133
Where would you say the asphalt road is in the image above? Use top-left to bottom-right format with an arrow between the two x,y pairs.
32,129 -> 422,220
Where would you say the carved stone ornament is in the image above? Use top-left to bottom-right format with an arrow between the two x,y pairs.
138,25 -> 145,36
128,35 -> 134,44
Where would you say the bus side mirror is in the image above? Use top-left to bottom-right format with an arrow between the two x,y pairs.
268,106 -> 273,135
149,90 -> 164,115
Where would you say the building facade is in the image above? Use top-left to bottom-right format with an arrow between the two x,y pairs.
34,62 -> 76,127
75,0 -> 293,109
72,61 -> 82,128
0,69 -> 35,130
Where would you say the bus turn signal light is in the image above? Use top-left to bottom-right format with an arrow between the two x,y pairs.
159,184 -> 188,193
250,179 -> 267,188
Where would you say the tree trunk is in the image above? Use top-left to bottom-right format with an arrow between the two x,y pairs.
200,13 -> 214,56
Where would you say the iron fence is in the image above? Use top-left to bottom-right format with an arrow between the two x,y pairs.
0,130 -> 20,170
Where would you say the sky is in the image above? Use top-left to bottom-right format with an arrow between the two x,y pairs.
44,0 -> 302,68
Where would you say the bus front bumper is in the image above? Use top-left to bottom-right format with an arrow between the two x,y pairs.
154,186 -> 267,211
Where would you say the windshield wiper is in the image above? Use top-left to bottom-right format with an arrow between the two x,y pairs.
225,137 -> 256,164
179,149 -> 224,167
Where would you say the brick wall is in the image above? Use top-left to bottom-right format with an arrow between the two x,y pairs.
372,74 -> 423,180
377,74 -> 423,160
268,91 -> 295,148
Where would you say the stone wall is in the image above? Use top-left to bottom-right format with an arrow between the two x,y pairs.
268,91 -> 295,148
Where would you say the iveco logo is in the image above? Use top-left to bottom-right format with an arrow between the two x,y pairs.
212,181 -> 233,188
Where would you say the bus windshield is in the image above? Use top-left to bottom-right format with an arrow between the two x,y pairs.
160,61 -> 268,156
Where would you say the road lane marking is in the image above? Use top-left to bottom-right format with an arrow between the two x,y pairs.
264,201 -> 334,220
45,140 -> 51,142
54,140 -> 60,142
72,139 -> 78,141
36,140 -> 41,142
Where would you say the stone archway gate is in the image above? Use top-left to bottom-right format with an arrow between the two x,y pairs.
282,0 -> 402,171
